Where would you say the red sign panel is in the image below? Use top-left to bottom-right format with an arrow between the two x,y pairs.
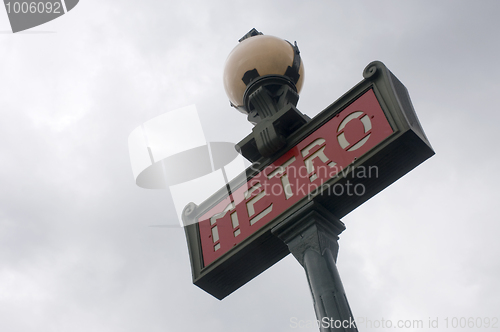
198,89 -> 393,266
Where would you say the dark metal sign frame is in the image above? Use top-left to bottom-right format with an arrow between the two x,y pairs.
182,61 -> 434,300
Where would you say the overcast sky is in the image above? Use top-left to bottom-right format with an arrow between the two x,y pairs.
1,1 -> 499,331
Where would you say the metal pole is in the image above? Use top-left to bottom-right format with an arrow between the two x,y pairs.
272,202 -> 358,332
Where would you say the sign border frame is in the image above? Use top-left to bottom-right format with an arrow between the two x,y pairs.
183,61 -> 434,299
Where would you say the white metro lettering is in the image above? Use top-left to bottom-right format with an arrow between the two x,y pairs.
209,201 -> 236,251
301,138 -> 337,182
337,111 -> 372,151
245,183 -> 273,225
267,156 -> 296,200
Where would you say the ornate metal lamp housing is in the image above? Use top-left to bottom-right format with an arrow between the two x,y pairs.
223,29 -> 309,160
223,30 -> 305,112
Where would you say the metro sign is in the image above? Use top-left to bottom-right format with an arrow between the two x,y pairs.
198,89 -> 392,266
183,61 -> 434,299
